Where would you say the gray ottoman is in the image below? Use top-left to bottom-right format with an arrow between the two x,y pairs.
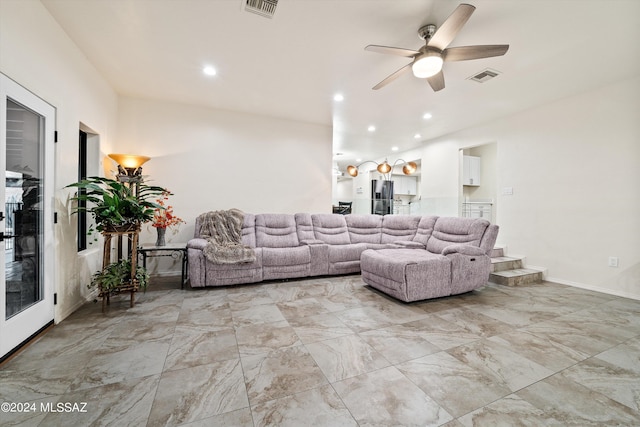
360,248 -> 452,302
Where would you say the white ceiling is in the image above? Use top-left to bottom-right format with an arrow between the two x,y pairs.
41,0 -> 640,170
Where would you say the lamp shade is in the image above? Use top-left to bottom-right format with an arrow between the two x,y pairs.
347,165 -> 359,177
377,161 -> 392,174
108,153 -> 150,169
402,161 -> 418,175
412,52 -> 443,78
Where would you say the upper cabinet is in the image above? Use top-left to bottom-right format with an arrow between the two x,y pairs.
463,155 -> 481,186
393,175 -> 418,195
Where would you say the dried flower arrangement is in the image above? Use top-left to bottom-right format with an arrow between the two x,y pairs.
152,191 -> 185,229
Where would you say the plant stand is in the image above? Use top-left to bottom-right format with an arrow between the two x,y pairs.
100,224 -> 141,312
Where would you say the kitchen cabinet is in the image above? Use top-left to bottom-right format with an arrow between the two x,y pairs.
462,201 -> 492,219
463,156 -> 481,186
392,175 -> 417,195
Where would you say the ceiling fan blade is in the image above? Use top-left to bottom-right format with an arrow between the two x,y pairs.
443,45 -> 509,61
427,3 -> 476,51
372,63 -> 413,90
365,45 -> 419,57
427,71 -> 445,92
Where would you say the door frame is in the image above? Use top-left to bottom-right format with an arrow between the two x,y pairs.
0,73 -> 56,361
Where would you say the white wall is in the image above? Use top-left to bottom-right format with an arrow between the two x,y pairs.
116,97 -> 333,249
417,76 -> 640,299
418,139 -> 462,216
334,179 -> 353,205
0,0 -> 119,320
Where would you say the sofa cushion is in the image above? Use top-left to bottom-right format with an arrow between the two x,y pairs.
381,215 -> 421,243
327,243 -> 368,275
427,217 -> 489,254
346,214 -> 382,244
312,214 -> 350,245
360,248 -> 451,302
295,213 -> 315,242
479,224 -> 500,256
412,216 -> 438,246
241,213 -> 257,248
262,246 -> 311,267
393,241 -> 426,249
256,214 -> 299,248
327,243 -> 367,263
262,246 -> 311,280
202,248 -> 263,286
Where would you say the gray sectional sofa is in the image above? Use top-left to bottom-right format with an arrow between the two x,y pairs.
187,213 -> 498,302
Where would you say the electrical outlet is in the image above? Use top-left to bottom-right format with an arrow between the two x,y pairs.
608,256 -> 619,268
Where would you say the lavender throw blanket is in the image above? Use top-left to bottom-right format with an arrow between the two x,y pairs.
198,209 -> 256,264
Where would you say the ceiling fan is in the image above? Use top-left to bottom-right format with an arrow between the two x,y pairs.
366,3 -> 509,91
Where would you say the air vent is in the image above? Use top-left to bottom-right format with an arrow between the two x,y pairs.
245,0 -> 278,18
468,68 -> 501,83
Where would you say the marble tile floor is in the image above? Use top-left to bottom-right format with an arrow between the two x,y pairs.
1,275 -> 640,426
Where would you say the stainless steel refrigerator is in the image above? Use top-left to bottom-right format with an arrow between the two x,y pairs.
371,179 -> 393,215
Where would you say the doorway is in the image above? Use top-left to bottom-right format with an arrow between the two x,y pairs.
459,143 -> 497,223
1,74 -> 56,361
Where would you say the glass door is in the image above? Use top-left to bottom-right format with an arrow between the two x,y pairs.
1,74 -> 55,360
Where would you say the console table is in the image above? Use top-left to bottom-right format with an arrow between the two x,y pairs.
138,243 -> 188,288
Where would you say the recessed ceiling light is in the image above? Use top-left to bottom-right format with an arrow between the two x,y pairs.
203,66 -> 217,76
391,146 -> 399,151
333,93 -> 344,102
414,133 -> 421,139
356,158 -> 362,162
423,113 -> 432,120
368,125 -> 376,132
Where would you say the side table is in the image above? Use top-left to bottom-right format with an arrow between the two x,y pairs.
138,243 -> 188,288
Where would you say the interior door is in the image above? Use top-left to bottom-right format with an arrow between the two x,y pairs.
1,74 -> 55,360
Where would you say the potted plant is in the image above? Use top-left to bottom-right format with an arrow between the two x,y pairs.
89,258 -> 150,294
67,176 -> 168,236
67,176 -> 168,305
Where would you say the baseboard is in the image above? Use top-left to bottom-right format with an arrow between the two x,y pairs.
151,271 -> 183,277
58,290 -> 99,322
546,277 -> 640,301
524,264 -> 548,278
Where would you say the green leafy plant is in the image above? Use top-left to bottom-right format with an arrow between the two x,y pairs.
67,176 -> 168,233
89,259 -> 149,293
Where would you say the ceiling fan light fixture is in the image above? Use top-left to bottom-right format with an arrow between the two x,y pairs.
412,52 -> 443,78
202,66 -> 216,76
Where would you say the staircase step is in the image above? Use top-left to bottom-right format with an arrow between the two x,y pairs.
491,256 -> 523,272
489,268 -> 543,286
